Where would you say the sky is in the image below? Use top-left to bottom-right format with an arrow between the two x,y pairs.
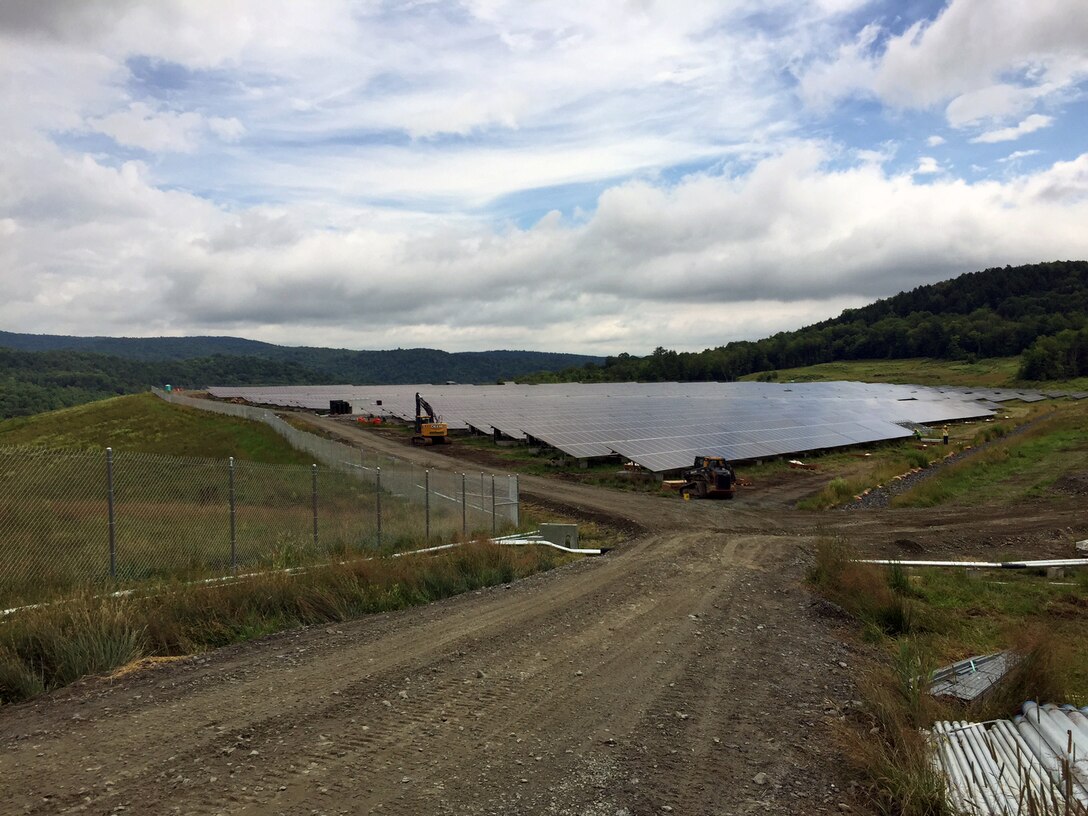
1,0 -> 1087,356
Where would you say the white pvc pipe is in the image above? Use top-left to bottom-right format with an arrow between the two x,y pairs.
988,719 -> 1056,810
858,558 -> 1088,569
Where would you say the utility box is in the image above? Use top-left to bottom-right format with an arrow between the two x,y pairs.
539,523 -> 578,549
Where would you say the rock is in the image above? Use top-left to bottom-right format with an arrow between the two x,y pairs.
475,669 -> 486,679
753,772 -> 769,786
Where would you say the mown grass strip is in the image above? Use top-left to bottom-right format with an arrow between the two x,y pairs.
0,393 -> 313,464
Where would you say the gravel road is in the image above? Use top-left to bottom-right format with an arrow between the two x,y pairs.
2,416 -> 1082,815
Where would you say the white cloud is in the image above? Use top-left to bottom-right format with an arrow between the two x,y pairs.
913,156 -> 941,175
800,0 -> 1088,118
208,117 -> 246,143
4,142 -> 1088,354
971,114 -> 1054,144
1,1 -> 1087,356
945,84 -> 1039,128
998,149 -> 1040,163
89,103 -> 206,153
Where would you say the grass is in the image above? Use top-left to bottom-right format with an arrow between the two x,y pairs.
810,539 -> 1088,815
0,393 -> 313,464
743,357 -> 1024,387
794,439 -> 952,510
892,404 -> 1088,507
792,399 -> 1086,511
0,445 -> 518,606
0,540 -> 570,705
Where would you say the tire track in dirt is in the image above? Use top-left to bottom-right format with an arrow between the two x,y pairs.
3,433 -> 864,815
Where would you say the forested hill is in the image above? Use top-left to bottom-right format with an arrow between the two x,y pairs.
0,341 -> 603,420
526,260 -> 1088,383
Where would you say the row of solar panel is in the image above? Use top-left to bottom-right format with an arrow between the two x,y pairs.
206,381 -> 1021,472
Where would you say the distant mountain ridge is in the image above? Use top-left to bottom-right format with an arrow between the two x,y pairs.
0,334 -> 604,419
0,332 -> 600,373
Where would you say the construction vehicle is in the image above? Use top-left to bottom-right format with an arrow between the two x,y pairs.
412,392 -> 449,445
675,456 -> 737,499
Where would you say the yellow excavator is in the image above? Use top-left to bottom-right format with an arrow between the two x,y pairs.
412,392 -> 449,445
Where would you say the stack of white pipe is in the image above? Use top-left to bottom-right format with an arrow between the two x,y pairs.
932,703 -> 1088,815
1013,702 -> 1088,805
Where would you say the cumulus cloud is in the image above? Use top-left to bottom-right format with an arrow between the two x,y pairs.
913,156 -> 941,175
3,139 -> 1088,353
1,1 -> 1087,355
800,0 -> 1088,121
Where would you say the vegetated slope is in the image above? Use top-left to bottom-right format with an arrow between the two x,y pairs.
0,332 -> 602,382
526,259 -> 1088,383
0,340 -> 605,419
0,347 -> 326,420
0,392 -> 312,464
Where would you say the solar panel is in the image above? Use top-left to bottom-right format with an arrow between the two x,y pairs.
206,380 -> 1017,472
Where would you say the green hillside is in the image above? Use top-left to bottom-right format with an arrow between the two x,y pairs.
527,260 -> 1088,384
0,393 -> 311,464
0,338 -> 605,419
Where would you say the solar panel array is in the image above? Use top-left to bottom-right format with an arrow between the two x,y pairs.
207,380 -> 1036,473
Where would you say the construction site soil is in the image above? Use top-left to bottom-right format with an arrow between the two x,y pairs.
2,415 -> 1084,815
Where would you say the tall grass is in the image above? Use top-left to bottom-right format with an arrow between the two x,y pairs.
0,541 -> 565,705
843,643 -> 951,816
811,539 -> 1088,815
810,539 -> 918,638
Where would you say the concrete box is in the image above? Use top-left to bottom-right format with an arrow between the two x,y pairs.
539,523 -> 579,549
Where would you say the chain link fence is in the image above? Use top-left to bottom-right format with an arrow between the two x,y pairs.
1,392 -> 519,606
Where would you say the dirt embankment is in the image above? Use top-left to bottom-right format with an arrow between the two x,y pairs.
2,414 -> 1084,815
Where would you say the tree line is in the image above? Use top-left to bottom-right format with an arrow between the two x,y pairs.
524,260 -> 1088,384
0,346 -> 606,420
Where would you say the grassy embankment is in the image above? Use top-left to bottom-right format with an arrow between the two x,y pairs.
0,394 -> 598,704
811,540 -> 1088,815
791,393 -> 1088,511
742,355 -> 1088,392
0,392 -> 314,462
0,394 -> 494,603
891,401 -> 1088,508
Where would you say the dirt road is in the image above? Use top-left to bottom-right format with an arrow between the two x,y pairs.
3,421 -> 1082,815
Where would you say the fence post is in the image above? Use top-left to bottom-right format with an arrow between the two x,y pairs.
461,472 -> 467,538
312,464 -> 319,549
425,469 -> 431,541
510,474 -> 519,528
491,473 -> 497,536
229,457 -> 237,573
106,447 -> 117,579
376,466 -> 382,549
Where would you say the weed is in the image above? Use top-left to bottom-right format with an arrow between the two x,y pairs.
843,657 -> 951,816
809,539 -> 917,637
887,562 -> 912,596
